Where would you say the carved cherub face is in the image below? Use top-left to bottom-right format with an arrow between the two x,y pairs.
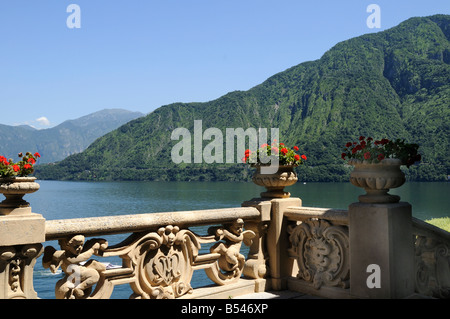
158,225 -> 180,246
63,235 -> 85,256
230,219 -> 244,235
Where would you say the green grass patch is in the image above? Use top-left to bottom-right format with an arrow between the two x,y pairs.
425,217 -> 450,232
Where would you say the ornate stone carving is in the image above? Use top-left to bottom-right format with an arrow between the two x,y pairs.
125,225 -> 196,299
43,220 -> 255,299
206,219 -> 255,285
42,235 -> 108,299
98,225 -> 205,299
0,244 -> 43,299
288,219 -> 349,289
415,235 -> 450,298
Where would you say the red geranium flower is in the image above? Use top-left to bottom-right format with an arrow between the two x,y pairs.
244,143 -> 307,167
342,137 -> 420,168
12,165 -> 20,172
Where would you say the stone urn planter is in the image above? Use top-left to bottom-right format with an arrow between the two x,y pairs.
0,177 -> 40,215
349,158 -> 405,204
252,165 -> 298,198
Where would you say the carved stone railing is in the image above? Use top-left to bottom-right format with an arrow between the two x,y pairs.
413,217 -> 450,298
40,207 -> 268,299
283,206 -> 352,299
1,188 -> 449,300
280,206 -> 450,299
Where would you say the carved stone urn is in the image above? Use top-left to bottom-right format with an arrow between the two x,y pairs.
349,158 -> 405,204
252,165 -> 298,198
0,177 -> 40,215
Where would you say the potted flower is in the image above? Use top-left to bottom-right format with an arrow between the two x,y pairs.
243,141 -> 307,198
0,152 -> 41,215
341,137 -> 421,203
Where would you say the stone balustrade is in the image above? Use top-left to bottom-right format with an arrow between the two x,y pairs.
43,207 -> 268,299
0,184 -> 449,299
413,217 -> 450,298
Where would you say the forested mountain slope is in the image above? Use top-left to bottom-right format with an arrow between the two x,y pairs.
35,15 -> 450,182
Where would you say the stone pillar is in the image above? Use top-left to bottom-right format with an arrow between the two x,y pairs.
0,178 -> 45,299
242,196 -> 301,291
266,197 -> 302,290
241,199 -> 271,292
349,202 -> 415,298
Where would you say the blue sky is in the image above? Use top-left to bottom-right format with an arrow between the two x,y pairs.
1,0 -> 449,128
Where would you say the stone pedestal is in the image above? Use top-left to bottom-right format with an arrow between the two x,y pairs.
0,177 -> 45,298
349,202 -> 415,298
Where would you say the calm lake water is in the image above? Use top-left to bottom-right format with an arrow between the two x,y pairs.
28,180 -> 449,299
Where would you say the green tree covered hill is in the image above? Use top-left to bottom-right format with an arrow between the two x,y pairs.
35,15 -> 450,182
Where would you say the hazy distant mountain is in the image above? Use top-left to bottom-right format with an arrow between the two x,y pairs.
36,15 -> 450,182
0,109 -> 144,163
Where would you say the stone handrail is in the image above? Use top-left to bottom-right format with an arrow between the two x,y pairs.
45,207 -> 261,240
284,206 -> 349,224
412,217 -> 450,244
